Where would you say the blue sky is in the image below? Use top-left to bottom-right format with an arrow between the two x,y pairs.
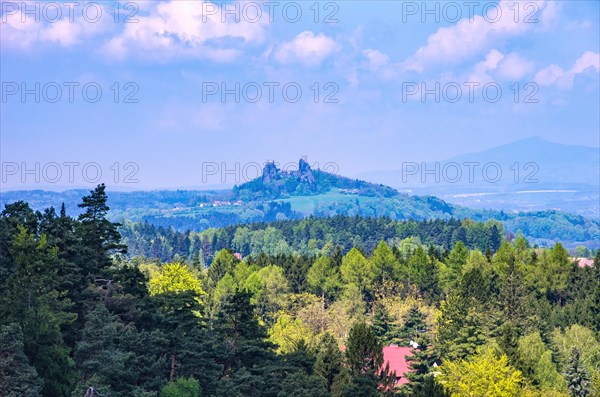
1,0 -> 599,190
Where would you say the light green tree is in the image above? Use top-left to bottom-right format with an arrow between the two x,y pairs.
370,240 -> 400,295
268,312 -> 315,354
340,248 -> 374,297
307,256 -> 341,304
438,347 -> 524,397
149,263 -> 205,297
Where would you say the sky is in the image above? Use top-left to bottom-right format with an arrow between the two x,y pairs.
1,0 -> 599,190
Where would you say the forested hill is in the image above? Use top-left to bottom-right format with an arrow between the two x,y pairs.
2,165 -> 599,248
120,216 -> 504,264
233,158 -> 399,200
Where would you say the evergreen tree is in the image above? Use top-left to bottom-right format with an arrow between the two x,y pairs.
488,224 -> 502,252
372,303 -> 394,343
565,348 -> 591,397
397,305 -> 426,346
313,333 -> 343,393
278,372 -> 328,397
159,377 -> 201,397
307,256 -> 341,304
211,291 -> 280,397
407,246 -> 439,301
72,302 -> 137,397
345,322 -> 396,396
436,294 -> 487,361
400,307 -> 438,390
207,249 -> 238,289
371,241 -> 400,296
0,323 -> 44,397
2,226 -> 75,397
411,375 -> 449,397
77,183 -> 126,278
446,241 -> 469,289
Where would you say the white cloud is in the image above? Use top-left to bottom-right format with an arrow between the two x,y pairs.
497,53 -> 535,80
275,31 -> 339,66
535,51 -> 600,89
1,1 -> 267,61
404,0 -> 553,73
0,1 -> 110,49
465,49 -> 534,87
101,1 -> 267,61
363,49 -> 389,72
468,49 -> 504,84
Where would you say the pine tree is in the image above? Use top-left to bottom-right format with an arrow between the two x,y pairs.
345,322 -> 396,396
77,183 -> 126,278
72,302 -> 137,396
371,241 -> 400,296
446,241 -> 469,289
565,348 -> 591,397
2,226 -> 75,397
0,323 -> 44,397
159,377 -> 201,397
407,246 -> 439,301
211,291 -> 280,397
488,224 -> 502,252
397,306 -> 438,391
436,294 -> 487,361
411,375 -> 449,397
371,303 -> 393,343
314,333 -> 343,393
397,305 -> 427,346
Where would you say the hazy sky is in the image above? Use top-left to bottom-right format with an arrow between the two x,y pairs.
1,0 -> 599,190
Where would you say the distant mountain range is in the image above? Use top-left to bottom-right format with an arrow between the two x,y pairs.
356,137 -> 600,216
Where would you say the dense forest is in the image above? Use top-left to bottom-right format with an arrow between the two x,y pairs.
1,185 -> 599,397
119,216 -> 506,265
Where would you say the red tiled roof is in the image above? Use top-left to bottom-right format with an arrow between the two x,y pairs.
573,257 -> 594,267
382,345 -> 413,385
339,344 -> 414,385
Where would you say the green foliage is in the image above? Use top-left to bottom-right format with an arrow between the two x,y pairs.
73,303 -> 136,396
346,322 -> 384,374
340,247 -> 374,297
160,377 -> 201,397
565,348 -> 591,397
149,262 -> 205,297
314,333 -> 343,393
517,332 -> 567,392
1,189 -> 599,397
307,256 -> 341,300
411,376 -> 449,397
436,293 -> 488,361
407,246 -> 439,300
269,312 -> 314,354
0,323 -> 43,397
371,241 -> 400,294
77,183 -> 127,277
438,347 -> 524,397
